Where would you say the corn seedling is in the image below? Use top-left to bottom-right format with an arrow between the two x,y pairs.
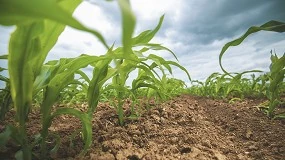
100,32 -> 191,125
86,0 -> 191,126
0,0 -> 109,159
0,61 -> 12,120
188,70 -> 270,100
219,20 -> 285,118
265,53 -> 285,118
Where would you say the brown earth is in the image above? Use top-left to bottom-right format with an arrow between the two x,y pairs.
1,95 -> 285,160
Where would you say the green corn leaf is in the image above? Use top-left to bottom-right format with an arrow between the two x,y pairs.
270,53 -> 285,76
219,20 -> 285,74
268,54 -> 285,91
8,0 -> 84,130
269,69 -> 285,91
40,55 -> 109,143
120,60 -> 137,74
147,62 -> 164,78
33,0 -> 82,76
0,55 -> 8,59
69,79 -> 87,87
49,134 -> 61,157
33,57 -> 86,94
205,72 -> 221,86
164,60 -> 191,81
132,82 -> 159,92
270,53 -> 278,63
0,0 -> 108,48
0,67 -> 7,72
41,55 -> 104,112
273,113 -> 285,119
9,22 -> 44,122
132,82 -> 163,99
76,70 -> 91,83
132,75 -> 157,89
51,108 -> 92,155
103,84 -> 130,95
41,74 -> 75,123
0,75 -> 9,83
117,0 -> 136,54
108,47 -> 143,62
147,54 -> 172,73
139,62 -> 161,79
135,47 -> 151,56
133,15 -> 164,45
228,71 -> 261,86
88,60 -> 111,113
146,53 -> 191,82
33,61 -> 62,94
192,80 -> 204,86
0,124 -> 21,147
268,99 -> 281,117
135,65 -> 157,79
136,43 -> 179,61
0,126 -> 12,147
240,70 -> 263,75
87,47 -> 116,113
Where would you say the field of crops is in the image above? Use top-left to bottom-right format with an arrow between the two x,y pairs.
0,0 -> 284,160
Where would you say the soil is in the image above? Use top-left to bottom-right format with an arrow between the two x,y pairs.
1,95 -> 285,160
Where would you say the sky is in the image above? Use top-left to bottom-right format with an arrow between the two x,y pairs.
0,0 -> 285,87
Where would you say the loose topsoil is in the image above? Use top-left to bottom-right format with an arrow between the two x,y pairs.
1,95 -> 285,160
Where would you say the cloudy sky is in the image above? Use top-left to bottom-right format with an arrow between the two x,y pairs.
0,0 -> 285,87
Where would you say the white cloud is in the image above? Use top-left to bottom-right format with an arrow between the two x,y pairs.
131,0 -> 182,21
75,1 -> 120,38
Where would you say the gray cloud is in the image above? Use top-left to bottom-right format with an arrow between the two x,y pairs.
161,0 -> 285,45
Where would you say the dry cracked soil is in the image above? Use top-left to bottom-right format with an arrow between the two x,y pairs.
1,95 -> 285,160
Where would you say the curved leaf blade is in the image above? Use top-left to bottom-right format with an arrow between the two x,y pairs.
219,20 -> 285,74
133,15 -> 164,45
117,0 -> 136,54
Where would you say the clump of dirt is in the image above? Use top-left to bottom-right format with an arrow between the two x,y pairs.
0,95 -> 284,160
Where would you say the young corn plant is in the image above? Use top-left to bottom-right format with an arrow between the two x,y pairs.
189,72 -> 228,98
101,37 -> 190,126
57,76 -> 89,106
239,74 -> 259,98
225,71 -> 262,99
255,73 -> 270,96
205,72 -> 224,97
34,56 -> 103,158
266,53 -> 285,118
89,0 -> 191,126
158,76 -> 187,98
219,20 -> 285,118
189,71 -> 263,99
0,59 -> 12,120
0,81 -> 11,120
0,0 -> 109,159
187,80 -> 204,96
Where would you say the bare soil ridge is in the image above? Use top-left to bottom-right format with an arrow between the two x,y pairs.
1,95 -> 284,160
